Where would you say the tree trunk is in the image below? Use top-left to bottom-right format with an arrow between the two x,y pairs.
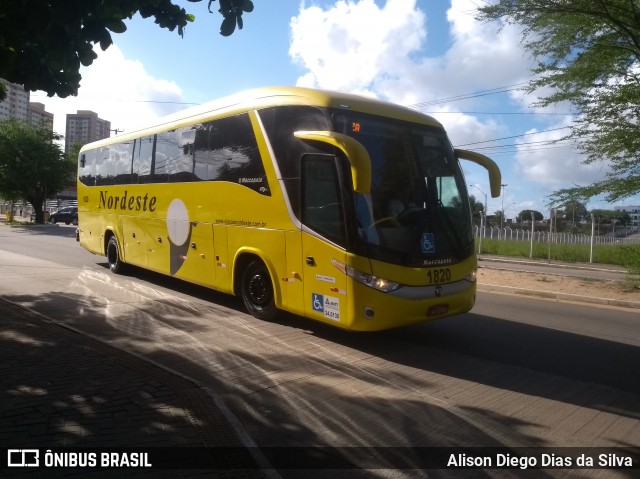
26,194 -> 46,224
32,204 -> 45,224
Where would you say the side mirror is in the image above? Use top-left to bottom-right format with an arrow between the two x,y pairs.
294,131 -> 372,194
455,148 -> 502,198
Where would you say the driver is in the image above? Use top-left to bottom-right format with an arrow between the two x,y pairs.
386,188 -> 415,218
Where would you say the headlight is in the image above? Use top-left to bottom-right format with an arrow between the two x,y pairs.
332,259 -> 401,293
465,268 -> 477,283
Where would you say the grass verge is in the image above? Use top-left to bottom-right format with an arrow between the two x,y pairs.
477,238 -> 640,289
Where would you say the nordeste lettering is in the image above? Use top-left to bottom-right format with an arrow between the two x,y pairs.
98,190 -> 157,212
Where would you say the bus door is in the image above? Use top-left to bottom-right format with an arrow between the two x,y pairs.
300,154 -> 349,326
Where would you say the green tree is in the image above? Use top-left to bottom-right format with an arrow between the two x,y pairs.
516,209 -> 543,223
493,210 -> 505,227
591,208 -> 632,234
616,211 -> 632,228
0,0 -> 254,100
557,199 -> 588,232
0,119 -> 75,223
476,1 -> 640,203
468,194 -> 485,215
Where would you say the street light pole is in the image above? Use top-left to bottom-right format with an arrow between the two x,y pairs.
472,185 -> 488,217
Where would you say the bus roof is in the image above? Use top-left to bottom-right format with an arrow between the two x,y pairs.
80,86 -> 443,151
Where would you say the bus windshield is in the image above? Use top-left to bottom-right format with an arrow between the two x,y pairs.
332,111 -> 473,267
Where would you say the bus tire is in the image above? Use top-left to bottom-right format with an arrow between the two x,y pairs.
107,236 -> 124,274
240,259 -> 277,321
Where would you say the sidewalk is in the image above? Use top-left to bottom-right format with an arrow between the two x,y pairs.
0,298 -> 268,477
1,249 -> 638,477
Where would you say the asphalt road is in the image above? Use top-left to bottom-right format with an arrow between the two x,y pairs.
2,224 -> 639,478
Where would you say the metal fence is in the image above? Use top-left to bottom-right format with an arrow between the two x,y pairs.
474,226 -> 640,245
1,199 -> 77,219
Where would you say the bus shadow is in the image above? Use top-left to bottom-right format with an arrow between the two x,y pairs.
94,261 -> 248,313
0,294 -> 536,469
2,288 -> 639,459
282,311 -> 640,422
8,254 -> 640,433
84,262 -> 640,421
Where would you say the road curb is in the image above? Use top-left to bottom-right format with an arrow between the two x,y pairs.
477,283 -> 640,310
478,255 -> 626,274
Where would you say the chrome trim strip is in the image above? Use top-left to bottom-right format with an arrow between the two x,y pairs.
389,278 -> 474,300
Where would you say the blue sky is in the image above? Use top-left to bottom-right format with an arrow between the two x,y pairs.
32,0 -> 639,217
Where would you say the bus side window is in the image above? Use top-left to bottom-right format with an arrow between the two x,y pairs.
79,149 -> 97,186
111,141 -> 135,184
302,155 -> 346,246
137,135 -> 156,183
94,147 -> 111,185
194,114 -> 270,195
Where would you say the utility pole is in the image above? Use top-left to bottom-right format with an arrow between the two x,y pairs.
472,185 -> 488,254
590,213 -> 595,263
529,211 -> 535,258
500,183 -> 507,237
548,208 -> 554,263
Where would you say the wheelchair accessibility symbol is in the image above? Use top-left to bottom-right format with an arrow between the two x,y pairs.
312,293 -> 324,313
421,233 -> 435,253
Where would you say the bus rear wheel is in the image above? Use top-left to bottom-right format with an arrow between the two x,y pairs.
107,236 -> 124,274
241,260 -> 277,321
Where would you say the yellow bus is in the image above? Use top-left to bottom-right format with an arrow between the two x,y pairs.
77,86 -> 500,331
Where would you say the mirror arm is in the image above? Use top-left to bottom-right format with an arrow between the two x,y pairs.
455,148 -> 502,198
294,131 -> 372,194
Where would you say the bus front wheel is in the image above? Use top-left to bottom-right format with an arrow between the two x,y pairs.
241,260 -> 277,321
107,236 -> 124,274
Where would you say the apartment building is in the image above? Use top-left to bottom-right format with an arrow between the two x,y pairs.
27,102 -> 54,130
65,110 -> 111,154
614,205 -> 640,226
0,79 -> 30,121
1,79 -> 54,129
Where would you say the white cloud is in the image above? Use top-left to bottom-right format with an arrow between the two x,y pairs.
290,0 -> 426,94
33,45 -> 185,137
515,122 -> 610,190
288,0 -> 629,211
289,0 -> 530,144
444,0 -> 531,88
290,0 -> 532,101
435,109 -> 504,147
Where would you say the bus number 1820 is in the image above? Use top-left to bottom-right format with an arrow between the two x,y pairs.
426,268 -> 451,284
